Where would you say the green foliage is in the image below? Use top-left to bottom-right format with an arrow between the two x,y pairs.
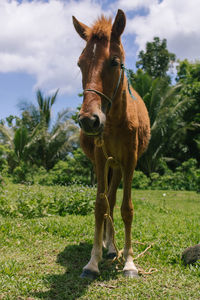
13,126 -> 29,160
131,39 -> 199,173
136,37 -> 176,80
129,62 -> 196,175
12,162 -> 36,184
133,159 -> 200,192
67,148 -> 94,185
38,161 -> 71,185
0,175 -> 4,187
8,156 -> 199,192
36,89 -> 58,127
151,159 -> 200,192
128,69 -> 153,102
36,148 -> 94,186
0,145 -> 9,172
63,185 -> 96,215
176,59 -> 200,164
0,184 -> 96,218
136,76 -> 191,174
0,90 -> 79,172
132,171 -> 150,189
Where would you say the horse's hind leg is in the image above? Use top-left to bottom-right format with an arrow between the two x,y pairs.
103,167 -> 122,258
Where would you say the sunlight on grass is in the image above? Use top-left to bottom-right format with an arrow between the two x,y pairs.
0,184 -> 200,299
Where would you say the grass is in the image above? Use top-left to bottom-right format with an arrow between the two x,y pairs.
0,184 -> 200,299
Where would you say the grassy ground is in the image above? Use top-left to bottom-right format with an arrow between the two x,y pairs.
0,185 -> 200,299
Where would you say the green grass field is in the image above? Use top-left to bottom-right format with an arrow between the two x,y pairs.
0,184 -> 200,299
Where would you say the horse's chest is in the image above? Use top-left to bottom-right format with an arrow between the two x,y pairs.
104,126 -> 138,161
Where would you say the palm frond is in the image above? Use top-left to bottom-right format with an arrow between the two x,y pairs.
50,89 -> 59,106
0,124 -> 14,147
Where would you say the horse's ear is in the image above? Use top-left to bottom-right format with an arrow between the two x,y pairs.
72,16 -> 89,41
111,9 -> 126,42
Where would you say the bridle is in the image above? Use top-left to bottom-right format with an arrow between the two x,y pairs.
83,63 -> 136,106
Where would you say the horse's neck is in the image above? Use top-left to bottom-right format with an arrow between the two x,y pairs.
109,77 -> 129,121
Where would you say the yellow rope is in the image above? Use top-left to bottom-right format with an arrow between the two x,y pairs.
95,136 -> 157,276
95,136 -> 121,260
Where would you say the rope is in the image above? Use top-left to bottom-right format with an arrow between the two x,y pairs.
95,136 -> 120,260
94,136 -> 157,276
83,63 -> 137,107
121,64 -> 137,101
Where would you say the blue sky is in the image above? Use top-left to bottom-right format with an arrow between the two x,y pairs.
0,0 -> 200,122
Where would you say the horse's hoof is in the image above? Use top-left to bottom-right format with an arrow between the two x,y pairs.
124,270 -> 139,278
107,252 -> 117,259
80,269 -> 99,280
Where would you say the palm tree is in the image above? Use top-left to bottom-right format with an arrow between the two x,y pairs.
0,90 -> 79,170
129,70 -> 194,175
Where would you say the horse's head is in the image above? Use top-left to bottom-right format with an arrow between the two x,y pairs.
73,9 -> 126,136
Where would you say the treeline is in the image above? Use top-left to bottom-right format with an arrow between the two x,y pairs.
0,37 -> 199,191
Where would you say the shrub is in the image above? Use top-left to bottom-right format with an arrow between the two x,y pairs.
0,145 -> 9,172
0,175 -> 4,187
176,159 -> 200,191
132,171 -> 150,189
12,162 -> 38,184
151,159 -> 200,191
36,150 -> 94,186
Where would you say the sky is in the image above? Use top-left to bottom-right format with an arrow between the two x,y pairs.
0,0 -> 200,121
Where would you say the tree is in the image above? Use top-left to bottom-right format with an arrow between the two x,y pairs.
129,70 -> 194,175
136,37 -> 176,80
0,90 -> 79,172
176,60 -> 200,165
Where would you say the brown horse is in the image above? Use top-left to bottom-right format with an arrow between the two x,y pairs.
72,9 -> 150,279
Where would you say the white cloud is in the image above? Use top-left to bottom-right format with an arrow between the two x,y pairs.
124,0 -> 200,61
0,0 -> 105,95
0,0 -> 199,101
115,0 -> 158,11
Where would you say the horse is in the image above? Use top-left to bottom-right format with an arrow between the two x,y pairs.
72,9 -> 150,279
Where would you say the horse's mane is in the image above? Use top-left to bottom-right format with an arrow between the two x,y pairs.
85,15 -> 112,41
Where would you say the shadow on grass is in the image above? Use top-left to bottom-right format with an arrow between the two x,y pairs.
33,242 -> 120,300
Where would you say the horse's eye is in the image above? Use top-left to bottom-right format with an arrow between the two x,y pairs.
111,57 -> 120,67
77,61 -> 81,68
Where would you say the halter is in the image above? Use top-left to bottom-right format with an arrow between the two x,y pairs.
83,63 -> 136,105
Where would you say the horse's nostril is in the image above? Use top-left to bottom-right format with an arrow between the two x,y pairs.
78,114 -> 101,133
93,114 -> 100,130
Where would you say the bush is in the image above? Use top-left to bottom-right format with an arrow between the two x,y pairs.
12,162 -> 38,184
36,149 -> 94,186
151,159 -> 200,191
0,175 -> 4,187
35,162 -> 71,186
0,145 -> 9,172
132,171 -> 150,189
175,159 -> 200,191
5,156 -> 200,192
0,184 -> 96,218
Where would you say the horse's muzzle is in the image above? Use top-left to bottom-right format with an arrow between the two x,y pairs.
78,113 -> 104,136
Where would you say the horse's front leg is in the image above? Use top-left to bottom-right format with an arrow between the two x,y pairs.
121,150 -> 139,278
103,167 -> 122,258
81,148 -> 106,279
